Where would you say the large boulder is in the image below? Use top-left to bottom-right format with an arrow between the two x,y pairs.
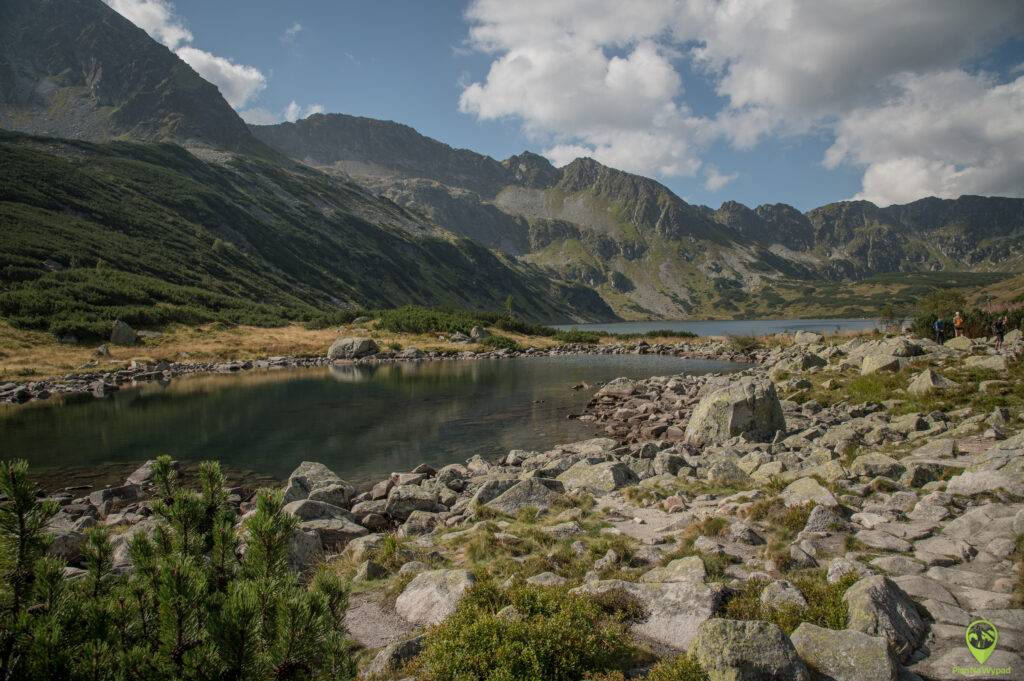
110,320 -> 137,346
860,354 -> 901,375
964,354 -> 1007,371
485,478 -> 564,515
557,461 -> 637,494
792,331 -> 823,345
943,335 -> 973,351
385,485 -> 443,520
327,337 -> 379,360
907,369 -> 959,396
790,623 -> 898,681
282,499 -> 367,550
843,575 -> 927,662
688,619 -> 810,681
282,461 -> 356,508
395,569 -> 475,626
780,477 -> 837,508
684,377 -> 785,445
571,578 -> 724,650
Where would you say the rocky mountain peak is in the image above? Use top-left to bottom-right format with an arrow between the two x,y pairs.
0,0 -> 262,154
502,151 -> 559,189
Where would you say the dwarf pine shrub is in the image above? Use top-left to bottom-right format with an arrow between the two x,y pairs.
0,456 -> 355,681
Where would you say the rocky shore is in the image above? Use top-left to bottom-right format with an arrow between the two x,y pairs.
0,334 -> 754,405
32,328 -> 1024,680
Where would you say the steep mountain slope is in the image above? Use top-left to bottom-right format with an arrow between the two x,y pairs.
0,131 -> 613,339
0,0 -> 263,154
253,114 -> 1024,319
0,0 -> 614,336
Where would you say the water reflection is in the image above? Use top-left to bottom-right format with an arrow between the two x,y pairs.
1,355 -> 741,485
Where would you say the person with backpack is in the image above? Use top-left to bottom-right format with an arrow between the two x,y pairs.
932,317 -> 945,344
993,315 -> 1007,351
953,311 -> 965,337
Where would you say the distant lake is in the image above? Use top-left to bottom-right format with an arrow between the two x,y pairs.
554,318 -> 880,337
2,355 -> 743,489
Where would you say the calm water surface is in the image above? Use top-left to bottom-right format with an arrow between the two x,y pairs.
555,318 -> 879,336
1,355 -> 742,486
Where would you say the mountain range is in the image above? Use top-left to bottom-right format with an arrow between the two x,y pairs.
0,0 -> 1021,339
252,114 -> 1024,319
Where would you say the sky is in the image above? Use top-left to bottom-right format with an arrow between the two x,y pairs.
103,0 -> 1024,211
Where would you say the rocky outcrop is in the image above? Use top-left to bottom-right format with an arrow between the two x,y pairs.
684,377 -> 785,445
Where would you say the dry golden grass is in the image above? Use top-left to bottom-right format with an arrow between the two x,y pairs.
0,319 -> 874,383
0,321 -> 573,382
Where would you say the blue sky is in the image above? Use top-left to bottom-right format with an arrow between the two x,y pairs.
107,0 -> 1024,211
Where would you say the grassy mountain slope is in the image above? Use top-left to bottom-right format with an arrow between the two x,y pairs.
253,114 -> 1024,319
0,131 -> 614,339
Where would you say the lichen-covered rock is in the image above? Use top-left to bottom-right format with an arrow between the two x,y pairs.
861,353 -> 901,375
760,580 -> 807,609
850,453 -> 904,480
684,377 -> 785,445
571,578 -> 724,650
283,461 -> 355,507
790,623 -> 898,681
395,569 -> 475,626
639,556 -> 706,584
361,636 -> 424,678
485,478 -> 564,515
385,484 -> 442,520
780,477 -> 837,508
327,337 -> 379,359
688,619 -> 810,681
843,575 -> 927,662
557,461 -> 637,494
907,369 -> 958,396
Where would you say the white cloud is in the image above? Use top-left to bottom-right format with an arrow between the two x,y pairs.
104,0 -> 192,49
703,165 -> 738,192
240,101 -> 325,125
282,21 -> 303,44
175,47 -> 266,109
460,0 -> 1024,203
103,0 -> 267,110
825,70 -> 1024,205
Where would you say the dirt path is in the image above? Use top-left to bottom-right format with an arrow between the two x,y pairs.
344,591 -> 417,650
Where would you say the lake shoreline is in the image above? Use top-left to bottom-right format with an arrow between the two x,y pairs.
0,338 -> 759,407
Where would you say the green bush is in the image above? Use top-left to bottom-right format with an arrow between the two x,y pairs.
0,457 -> 356,680
722,570 -> 859,634
374,306 -> 491,335
553,329 -> 603,344
478,334 -> 520,351
645,654 -> 709,681
302,309 -> 365,330
416,583 -> 633,681
611,329 -> 697,340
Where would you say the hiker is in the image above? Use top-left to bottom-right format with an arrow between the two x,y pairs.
932,317 -> 945,344
993,315 -> 1007,352
953,311 -> 965,337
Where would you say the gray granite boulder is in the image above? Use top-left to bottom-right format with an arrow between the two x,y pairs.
790,623 -> 898,681
689,619 -> 810,681
395,569 -> 475,626
684,377 -> 785,445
